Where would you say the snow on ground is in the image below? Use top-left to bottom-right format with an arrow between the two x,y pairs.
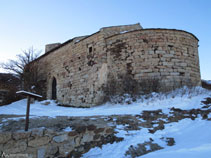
82,118 -> 211,158
140,118 -> 211,158
63,126 -> 73,132
0,86 -> 211,157
0,87 -> 210,117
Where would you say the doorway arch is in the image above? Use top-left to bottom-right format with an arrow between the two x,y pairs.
52,77 -> 57,100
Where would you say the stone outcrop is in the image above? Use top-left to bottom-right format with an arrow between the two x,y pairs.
125,141 -> 164,158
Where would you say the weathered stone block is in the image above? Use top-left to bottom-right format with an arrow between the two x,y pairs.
68,131 -> 78,137
94,128 -> 105,134
12,131 -> 31,140
74,136 -> 81,147
81,132 -> 93,144
46,145 -> 59,156
105,128 -> 113,134
3,140 -> 27,154
28,136 -> 50,147
31,128 -> 44,137
53,134 -> 68,143
87,124 -> 97,131
37,148 -> 45,158
0,132 -> 11,144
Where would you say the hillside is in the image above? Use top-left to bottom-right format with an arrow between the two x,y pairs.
0,86 -> 211,158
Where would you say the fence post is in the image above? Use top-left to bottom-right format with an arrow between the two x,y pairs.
25,96 -> 31,131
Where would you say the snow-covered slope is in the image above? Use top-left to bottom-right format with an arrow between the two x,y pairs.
0,87 -> 210,117
83,118 -> 211,158
0,86 -> 211,158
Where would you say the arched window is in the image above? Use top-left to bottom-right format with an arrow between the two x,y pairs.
52,77 -> 57,100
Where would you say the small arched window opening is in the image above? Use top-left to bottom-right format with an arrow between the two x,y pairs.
52,77 -> 57,100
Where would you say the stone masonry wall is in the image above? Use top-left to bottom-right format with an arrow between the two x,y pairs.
34,24 -> 142,107
45,43 -> 61,53
105,29 -> 200,95
36,33 -> 107,107
0,125 -> 115,158
100,23 -> 142,38
33,24 -> 201,107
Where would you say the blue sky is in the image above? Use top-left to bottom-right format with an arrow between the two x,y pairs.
0,0 -> 210,79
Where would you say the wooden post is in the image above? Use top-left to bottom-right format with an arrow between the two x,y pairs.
25,96 -> 31,131
16,90 -> 42,131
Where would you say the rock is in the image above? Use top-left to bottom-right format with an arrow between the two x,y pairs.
75,126 -> 86,133
28,136 -> 50,147
24,147 -> 37,157
68,131 -> 78,137
59,141 -> 75,156
125,144 -> 147,157
105,128 -> 113,134
125,141 -> 163,157
156,121 -> 165,131
44,128 -> 57,136
87,124 -> 96,131
0,132 -> 11,144
94,134 -> 100,140
150,143 -> 163,151
81,132 -> 93,144
31,128 -> 44,137
201,97 -> 211,105
148,129 -> 155,134
171,107 -> 182,112
149,123 -> 163,134
74,136 -> 81,147
41,101 -> 51,105
67,150 -> 82,158
0,144 -> 3,151
83,142 -> 92,153
168,116 -> 179,122
53,134 -> 68,143
3,140 -> 27,154
201,113 -> 208,119
37,148 -> 45,158
12,131 -> 31,140
46,145 -> 59,156
94,128 -> 105,134
142,110 -> 163,121
77,146 -> 84,152
166,137 -> 175,146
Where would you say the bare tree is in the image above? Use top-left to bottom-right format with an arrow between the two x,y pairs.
1,47 -> 42,91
